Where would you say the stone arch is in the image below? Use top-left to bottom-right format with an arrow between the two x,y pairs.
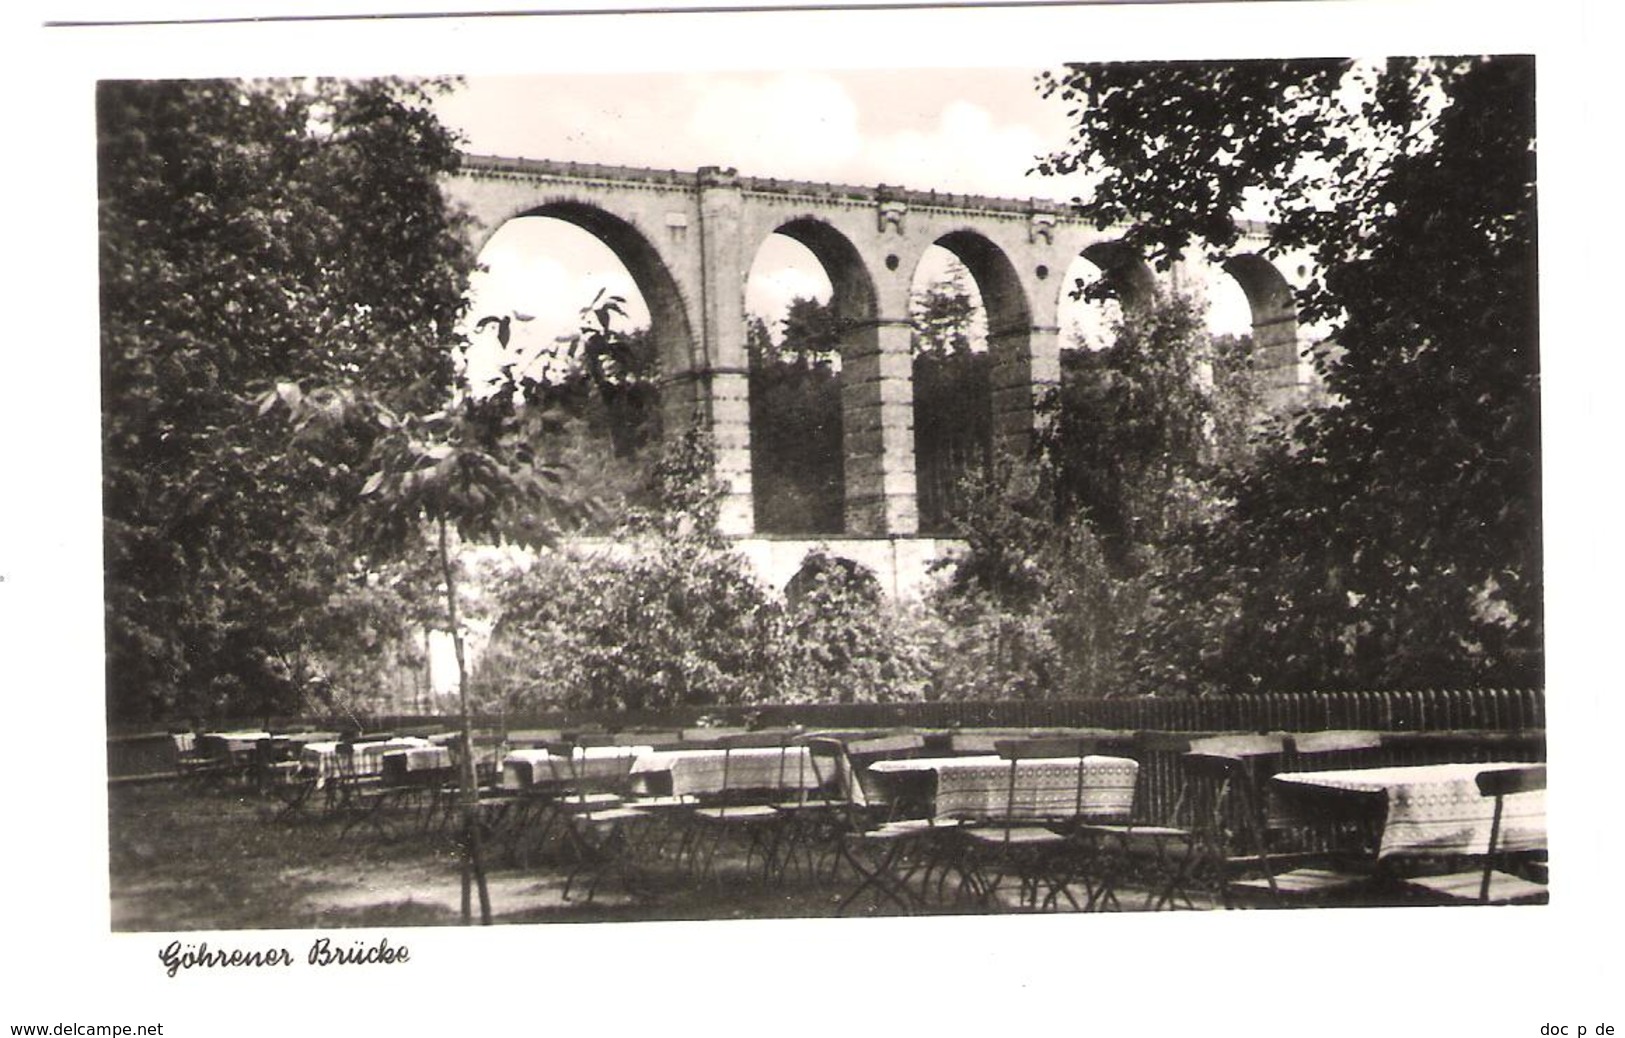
772,217 -> 879,328
1221,253 -> 1302,412
903,230 -> 1029,530
756,217 -> 898,535
741,229 -> 841,535
1079,240 -> 1158,312
933,231 -> 1034,463
502,200 -> 699,433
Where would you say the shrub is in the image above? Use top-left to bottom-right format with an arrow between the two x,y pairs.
474,537 -> 782,712
776,549 -> 934,704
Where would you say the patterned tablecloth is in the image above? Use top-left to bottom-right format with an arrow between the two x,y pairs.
868,755 -> 1139,822
299,737 -> 436,780
500,746 -> 651,790
629,747 -> 822,797
1271,762 -> 1547,859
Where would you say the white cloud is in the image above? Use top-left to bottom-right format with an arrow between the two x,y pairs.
687,72 -> 862,176
865,99 -> 1050,198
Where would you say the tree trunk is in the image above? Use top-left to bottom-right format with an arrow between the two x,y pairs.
439,516 -> 491,924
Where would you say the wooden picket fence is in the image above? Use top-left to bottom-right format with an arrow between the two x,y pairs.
348,686 -> 1544,738
109,687 -> 1544,790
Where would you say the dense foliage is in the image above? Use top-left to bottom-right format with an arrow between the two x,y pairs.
747,304 -> 844,534
1043,291 -> 1225,570
1038,56 -> 1541,692
99,77 -> 474,722
474,434 -> 935,709
912,266 -> 992,534
928,289 -> 1229,699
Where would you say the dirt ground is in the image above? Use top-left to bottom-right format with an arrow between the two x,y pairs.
108,780 -> 1084,931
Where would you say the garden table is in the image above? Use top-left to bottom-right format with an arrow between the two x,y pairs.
500,746 -> 652,791
300,737 -> 435,781
199,730 -> 271,760
1270,761 -> 1546,859
867,755 -> 1139,822
379,746 -> 455,786
629,746 -> 821,797
389,745 -> 453,771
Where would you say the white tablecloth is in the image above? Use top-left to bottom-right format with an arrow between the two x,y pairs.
1272,762 -> 1546,858
500,746 -> 651,790
629,747 -> 822,797
200,731 -> 271,757
869,755 -> 1139,822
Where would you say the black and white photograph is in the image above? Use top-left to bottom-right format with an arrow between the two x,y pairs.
3,1 -> 1614,1034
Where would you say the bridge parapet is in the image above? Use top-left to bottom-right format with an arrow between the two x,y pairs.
459,153 -> 1082,221
456,153 -> 1284,254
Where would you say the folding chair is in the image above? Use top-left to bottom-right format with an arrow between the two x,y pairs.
759,731 -> 843,885
807,732 -> 956,914
1180,733 -> 1376,908
257,737 -> 319,821
956,737 -> 1104,912
548,741 -> 652,903
1068,732 -> 1200,910
1225,729 -> 1390,903
327,741 -> 400,838
1402,765 -> 1548,905
684,732 -> 795,885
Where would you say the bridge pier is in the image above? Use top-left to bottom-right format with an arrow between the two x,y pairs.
445,156 -> 1316,544
843,317 -> 918,536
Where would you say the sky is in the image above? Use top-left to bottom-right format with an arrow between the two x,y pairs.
434,68 -> 1079,200
431,68 -> 1253,378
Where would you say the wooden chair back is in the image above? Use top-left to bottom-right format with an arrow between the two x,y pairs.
1284,730 -> 1386,779
1288,730 -> 1385,755
1476,764 -> 1546,902
994,736 -> 1105,760
1478,764 -> 1545,798
805,732 -> 924,816
1188,732 -> 1290,758
987,736 -> 1104,833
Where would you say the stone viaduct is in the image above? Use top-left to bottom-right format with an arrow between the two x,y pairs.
444,155 -> 1311,594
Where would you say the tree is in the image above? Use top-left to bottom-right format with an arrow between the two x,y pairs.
910,265 -> 991,532
932,289 -> 1258,698
910,262 -> 980,357
775,294 -> 844,363
98,77 -> 473,722
1042,289 -> 1223,569
927,454 -> 1130,699
474,426 -> 786,712
748,297 -> 844,533
1038,56 -> 1540,692
264,301 -> 629,925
